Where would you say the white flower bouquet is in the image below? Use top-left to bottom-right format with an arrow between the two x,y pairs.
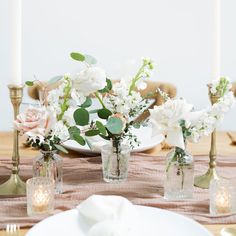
68,54 -> 155,150
149,77 -> 235,149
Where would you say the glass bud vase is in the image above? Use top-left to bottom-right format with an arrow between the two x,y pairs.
101,138 -> 130,183
164,146 -> 194,200
33,150 -> 63,194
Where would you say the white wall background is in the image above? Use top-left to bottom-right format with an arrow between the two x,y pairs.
0,0 -> 235,131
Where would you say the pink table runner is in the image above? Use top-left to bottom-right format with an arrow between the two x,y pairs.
0,154 -> 236,229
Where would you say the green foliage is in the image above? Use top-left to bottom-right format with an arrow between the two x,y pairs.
80,97 -> 92,108
179,119 -> 191,140
70,52 -> 97,65
25,81 -> 34,86
89,109 -> 100,114
68,126 -> 80,139
96,121 -> 107,135
97,108 -> 112,119
70,52 -> 85,62
98,78 -> 112,93
54,144 -> 68,154
57,78 -> 71,121
74,108 -> 90,126
48,75 -> 63,85
106,117 -> 124,135
84,54 -> 97,65
85,130 -> 100,136
73,133 -> 86,146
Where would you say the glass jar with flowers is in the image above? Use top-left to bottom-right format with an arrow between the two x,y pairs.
68,54 -> 155,183
149,80 -> 234,199
15,76 -> 77,193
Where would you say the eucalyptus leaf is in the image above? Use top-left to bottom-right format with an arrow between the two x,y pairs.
73,133 -> 86,146
98,78 -> 112,93
106,117 -> 123,135
84,54 -> 97,65
70,52 -> 85,61
25,81 -> 34,86
69,126 -> 80,139
47,75 -> 63,85
85,137 -> 93,150
54,144 -> 68,154
80,97 -> 92,108
96,121 -> 107,135
74,108 -> 90,126
89,109 -> 100,114
98,108 -> 112,119
85,129 -> 100,136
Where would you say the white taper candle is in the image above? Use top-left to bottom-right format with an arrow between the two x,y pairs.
10,0 -> 22,85
213,0 -> 221,80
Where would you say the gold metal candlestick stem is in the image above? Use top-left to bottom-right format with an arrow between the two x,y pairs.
0,84 -> 26,195
194,86 -> 221,189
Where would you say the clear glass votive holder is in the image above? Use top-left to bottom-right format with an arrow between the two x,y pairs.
26,177 -> 55,216
210,179 -> 236,215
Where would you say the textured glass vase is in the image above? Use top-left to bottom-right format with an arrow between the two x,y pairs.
101,139 -> 130,183
164,147 -> 194,200
33,150 -> 63,194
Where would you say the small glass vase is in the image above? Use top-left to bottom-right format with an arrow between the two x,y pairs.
33,150 -> 63,194
164,146 -> 194,200
101,139 -> 130,183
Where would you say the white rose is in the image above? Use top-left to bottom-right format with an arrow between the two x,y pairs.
149,98 -> 193,149
14,106 -> 56,139
72,67 -> 107,96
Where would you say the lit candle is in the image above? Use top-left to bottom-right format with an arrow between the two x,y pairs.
213,0 -> 221,80
215,189 -> 232,214
10,0 -> 22,85
32,185 -> 50,213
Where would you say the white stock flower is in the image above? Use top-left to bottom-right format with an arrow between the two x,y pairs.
72,67 -> 107,96
52,121 -> 70,142
63,107 -> 77,126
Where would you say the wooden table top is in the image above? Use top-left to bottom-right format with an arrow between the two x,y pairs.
0,131 -> 236,236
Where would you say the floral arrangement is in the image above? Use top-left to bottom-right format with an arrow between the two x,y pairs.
14,53 -> 107,153
149,77 -> 234,150
67,53 -> 155,151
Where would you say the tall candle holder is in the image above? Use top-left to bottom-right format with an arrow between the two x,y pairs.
0,84 -> 26,195
194,85 -> 221,189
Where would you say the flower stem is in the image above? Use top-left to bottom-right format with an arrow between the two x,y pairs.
95,92 -> 106,109
128,65 -> 144,95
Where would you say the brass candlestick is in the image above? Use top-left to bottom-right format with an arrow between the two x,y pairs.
194,85 -> 221,189
0,84 -> 26,195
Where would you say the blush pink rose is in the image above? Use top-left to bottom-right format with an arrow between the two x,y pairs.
14,106 -> 56,139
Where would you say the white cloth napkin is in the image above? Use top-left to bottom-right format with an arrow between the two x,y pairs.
77,195 -> 138,236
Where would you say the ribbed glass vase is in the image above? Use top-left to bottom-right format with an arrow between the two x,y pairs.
101,138 -> 130,183
33,150 -> 63,194
164,146 -> 194,200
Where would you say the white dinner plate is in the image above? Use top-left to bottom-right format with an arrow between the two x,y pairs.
63,126 -> 164,154
26,206 -> 212,236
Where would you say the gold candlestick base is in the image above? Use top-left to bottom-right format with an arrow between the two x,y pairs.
0,174 -> 26,195
194,85 -> 221,189
0,84 -> 26,196
194,167 -> 220,189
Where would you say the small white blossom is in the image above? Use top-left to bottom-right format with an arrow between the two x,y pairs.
52,121 -> 70,142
